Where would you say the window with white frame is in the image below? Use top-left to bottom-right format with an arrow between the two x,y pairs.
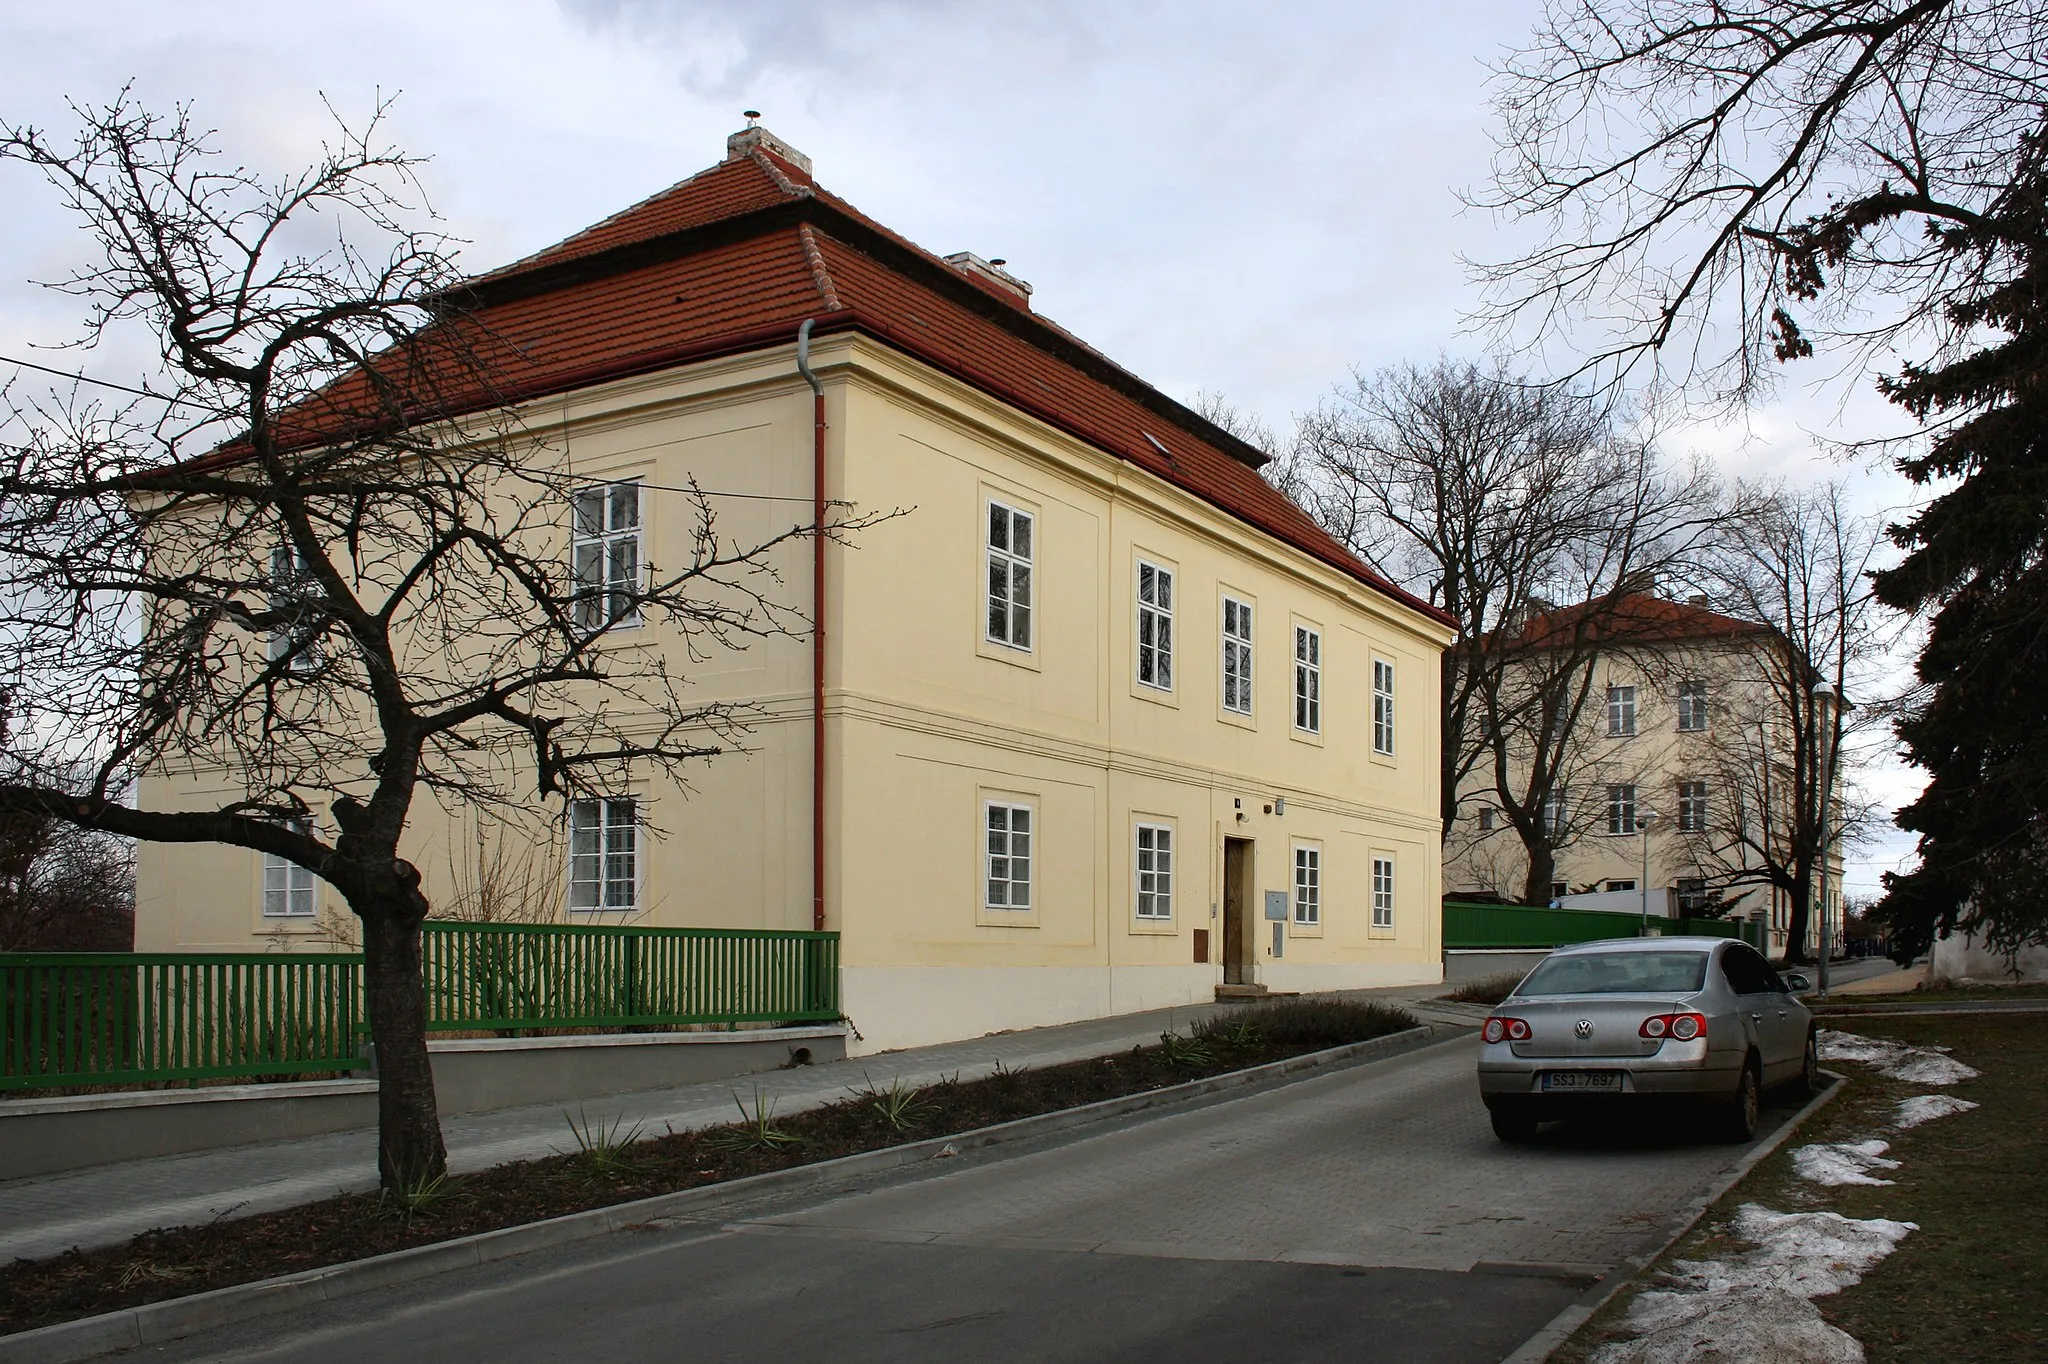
1293,845 -> 1321,926
569,797 -> 639,912
1371,856 -> 1395,929
1607,684 -> 1637,737
1677,679 -> 1709,732
1677,876 -> 1709,913
1134,822 -> 1173,920
1136,561 -> 1173,689
262,821 -> 318,917
267,547 -> 322,673
1544,786 -> 1569,837
986,502 -> 1034,650
572,482 -> 642,632
1221,597 -> 1254,714
1678,779 -> 1709,832
1607,783 -> 1638,835
1293,626 -> 1321,733
1605,878 -> 1637,892
1373,658 -> 1395,755
985,801 -> 1033,909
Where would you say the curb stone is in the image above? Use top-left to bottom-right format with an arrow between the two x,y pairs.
1497,1070 -> 1850,1364
0,1024 -> 1458,1364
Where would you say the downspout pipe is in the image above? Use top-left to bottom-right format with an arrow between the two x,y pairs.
797,319 -> 827,934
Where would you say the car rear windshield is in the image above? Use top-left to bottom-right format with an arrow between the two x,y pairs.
1514,950 -> 1710,997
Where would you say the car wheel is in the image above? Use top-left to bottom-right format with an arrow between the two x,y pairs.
1722,1060 -> 1761,1143
1794,1031 -> 1820,1099
1490,1103 -> 1539,1143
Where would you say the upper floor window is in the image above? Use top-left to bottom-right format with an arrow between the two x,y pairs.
1478,806 -> 1496,833
1677,679 -> 1709,732
569,796 -> 640,912
262,820 -> 317,918
1222,597 -> 1254,714
1677,779 -> 1709,832
1607,685 -> 1637,737
1607,783 -> 1639,835
986,502 -> 1034,651
1293,626 -> 1321,733
1373,658 -> 1395,755
1293,845 -> 1321,926
1371,856 -> 1395,929
1544,787 -> 1569,838
985,801 -> 1034,909
1136,561 -> 1173,690
1135,822 -> 1173,920
572,482 -> 642,632
267,547 -> 322,673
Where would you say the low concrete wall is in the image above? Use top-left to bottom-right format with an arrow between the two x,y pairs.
1930,929 -> 2048,984
1443,948 -> 1548,985
0,1026 -> 847,1180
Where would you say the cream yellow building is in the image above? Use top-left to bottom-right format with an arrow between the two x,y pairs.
134,125 -> 1453,1050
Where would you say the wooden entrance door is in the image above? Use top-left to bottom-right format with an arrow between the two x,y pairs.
1223,837 -> 1251,985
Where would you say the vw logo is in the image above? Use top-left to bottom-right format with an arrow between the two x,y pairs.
1574,1019 -> 1594,1039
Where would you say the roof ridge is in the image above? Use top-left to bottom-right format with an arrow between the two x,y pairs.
747,147 -> 812,200
798,223 -> 843,312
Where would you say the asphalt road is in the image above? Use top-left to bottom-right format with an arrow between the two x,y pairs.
146,1035 -> 1806,1364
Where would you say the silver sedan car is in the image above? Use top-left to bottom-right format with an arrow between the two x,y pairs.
1476,936 -> 1816,1143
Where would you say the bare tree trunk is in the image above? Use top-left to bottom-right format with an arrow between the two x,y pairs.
1519,837 -> 1556,909
361,903 -> 445,1189
1783,876 -> 1814,966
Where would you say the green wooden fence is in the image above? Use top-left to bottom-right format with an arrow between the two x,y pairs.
1443,901 -> 1767,952
0,923 -> 841,1092
419,922 -> 841,1031
0,952 -> 366,1091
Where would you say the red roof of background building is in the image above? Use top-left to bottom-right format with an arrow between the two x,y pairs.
1510,594 -> 1771,649
290,139 -> 1449,627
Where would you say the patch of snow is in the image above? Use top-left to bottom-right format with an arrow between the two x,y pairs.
1592,1204 -> 1916,1364
1793,1140 -> 1899,1187
1815,1029 -> 1979,1085
1894,1094 -> 1979,1128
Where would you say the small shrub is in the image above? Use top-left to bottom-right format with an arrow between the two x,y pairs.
1156,1029 -> 1215,1068
1444,972 -> 1524,1007
564,1107 -> 645,1176
375,1169 -> 459,1225
850,1073 -> 932,1132
1192,997 -> 1415,1050
708,1088 -> 804,1154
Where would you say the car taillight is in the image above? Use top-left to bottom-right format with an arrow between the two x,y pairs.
1484,1017 -> 1530,1043
1640,1012 -> 1707,1040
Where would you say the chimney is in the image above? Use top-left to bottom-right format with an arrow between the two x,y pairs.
726,113 -> 813,177
944,251 -> 1034,307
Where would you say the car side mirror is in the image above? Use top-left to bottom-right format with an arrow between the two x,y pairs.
1785,972 -> 1811,992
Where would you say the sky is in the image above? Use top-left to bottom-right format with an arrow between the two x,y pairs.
0,0 -> 1925,896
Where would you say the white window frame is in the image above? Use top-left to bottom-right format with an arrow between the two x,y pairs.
985,501 -> 1034,652
1292,844 -> 1321,927
572,481 -> 643,632
1371,856 -> 1395,930
569,796 -> 640,913
1677,679 -> 1709,732
1607,783 -> 1638,835
1221,596 -> 1254,715
1605,878 -> 1638,893
984,800 -> 1034,910
1135,560 -> 1173,691
1607,684 -> 1637,737
1293,626 -> 1321,733
1372,658 -> 1396,755
1544,787 -> 1569,838
1678,779 -> 1709,833
1134,822 -> 1173,921
262,820 -> 318,918
267,546 -> 322,674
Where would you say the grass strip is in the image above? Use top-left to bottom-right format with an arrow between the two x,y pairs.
0,998 -> 1414,1337
1550,1013 -> 2045,1363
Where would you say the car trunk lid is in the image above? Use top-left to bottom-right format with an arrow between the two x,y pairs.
1503,996 -> 1691,1059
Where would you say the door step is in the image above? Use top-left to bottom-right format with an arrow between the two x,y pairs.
1214,983 -> 1271,1000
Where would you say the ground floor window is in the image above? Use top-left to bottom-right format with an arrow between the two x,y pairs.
1371,856 -> 1395,929
570,797 -> 639,912
986,802 -> 1034,909
1293,845 -> 1321,926
262,822 -> 317,918
1605,879 -> 1636,893
1134,822 -> 1172,920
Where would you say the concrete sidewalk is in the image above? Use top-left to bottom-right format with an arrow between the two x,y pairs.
0,984 -> 1471,1264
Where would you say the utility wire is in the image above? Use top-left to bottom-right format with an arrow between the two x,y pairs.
4,354 -> 838,505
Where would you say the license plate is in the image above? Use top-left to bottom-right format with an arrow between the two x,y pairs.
1541,1071 -> 1622,1092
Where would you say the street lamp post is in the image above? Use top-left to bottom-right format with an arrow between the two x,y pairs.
1813,682 -> 1835,998
1638,808 -> 1659,937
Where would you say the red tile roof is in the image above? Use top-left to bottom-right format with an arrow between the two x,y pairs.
1511,594 -> 1771,649
291,141 -> 1449,627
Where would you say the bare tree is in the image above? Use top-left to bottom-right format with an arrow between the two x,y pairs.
1676,482 -> 1891,959
0,94 -> 880,1189
1280,359 -> 1729,903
